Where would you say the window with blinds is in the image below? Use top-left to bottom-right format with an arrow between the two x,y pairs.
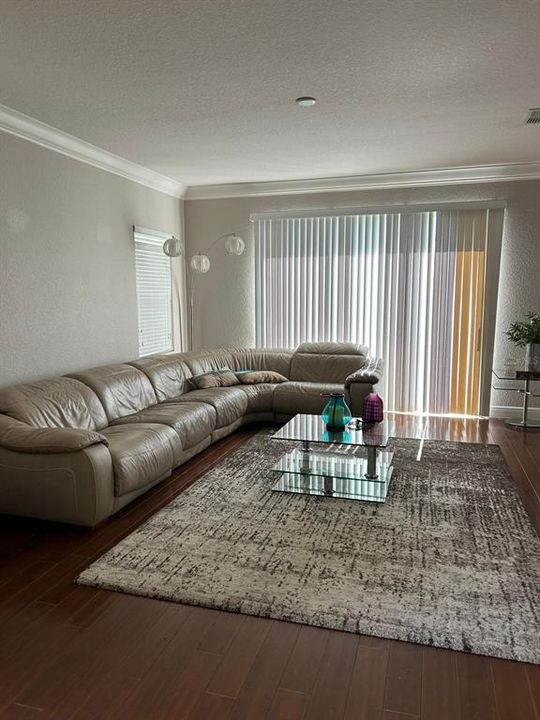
254,206 -> 504,416
134,229 -> 173,357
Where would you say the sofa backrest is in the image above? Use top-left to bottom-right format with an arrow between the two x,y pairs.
0,377 -> 108,430
290,342 -> 368,383
130,354 -> 193,402
0,343 -> 371,430
67,364 -> 157,422
181,349 -> 236,377
230,349 -> 293,377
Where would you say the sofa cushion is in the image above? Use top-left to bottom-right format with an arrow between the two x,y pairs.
109,401 -> 216,451
273,381 -> 345,416
237,383 -> 277,414
178,387 -> 248,428
100,423 -> 178,496
129,355 -> 193,402
0,377 -> 108,430
68,364 -> 157,422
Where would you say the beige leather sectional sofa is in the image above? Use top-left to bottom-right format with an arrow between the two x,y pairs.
0,342 -> 382,527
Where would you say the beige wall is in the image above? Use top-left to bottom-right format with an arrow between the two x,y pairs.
185,180 -> 540,413
0,132 -> 183,387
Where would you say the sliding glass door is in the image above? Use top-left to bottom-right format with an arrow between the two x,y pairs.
254,206 -> 504,416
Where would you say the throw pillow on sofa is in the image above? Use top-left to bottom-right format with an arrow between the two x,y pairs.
239,370 -> 288,384
190,368 -> 240,389
189,372 -> 221,389
218,369 -> 241,387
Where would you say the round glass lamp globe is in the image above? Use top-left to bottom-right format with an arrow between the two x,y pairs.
162,236 -> 183,257
190,253 -> 211,274
224,234 -> 245,256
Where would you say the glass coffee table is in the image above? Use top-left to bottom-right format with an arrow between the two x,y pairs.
271,414 -> 394,503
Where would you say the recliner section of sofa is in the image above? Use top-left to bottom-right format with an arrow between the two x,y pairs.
66,363 -> 183,496
0,343 -> 382,527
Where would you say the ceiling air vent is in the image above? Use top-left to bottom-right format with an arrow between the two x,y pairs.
525,108 -> 540,124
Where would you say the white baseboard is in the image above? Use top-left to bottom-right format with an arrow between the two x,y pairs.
490,404 -> 540,419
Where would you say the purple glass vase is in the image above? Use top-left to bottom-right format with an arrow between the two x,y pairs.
362,393 -> 384,423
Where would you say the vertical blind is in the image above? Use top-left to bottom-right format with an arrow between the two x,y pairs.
134,229 -> 173,357
254,207 -> 503,415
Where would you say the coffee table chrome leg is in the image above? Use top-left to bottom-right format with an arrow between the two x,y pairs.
300,440 -> 311,474
523,377 -> 530,425
365,446 -> 378,479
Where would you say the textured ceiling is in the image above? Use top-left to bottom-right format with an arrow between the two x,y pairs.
0,0 -> 539,187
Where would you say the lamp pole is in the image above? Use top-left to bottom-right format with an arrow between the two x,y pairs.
189,280 -> 196,351
188,233 -> 245,350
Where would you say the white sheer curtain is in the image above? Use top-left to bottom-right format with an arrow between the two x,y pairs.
254,207 -> 504,414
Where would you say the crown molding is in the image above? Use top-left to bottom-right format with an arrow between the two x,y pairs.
0,103 -> 186,198
185,162 -> 540,200
2,101 -> 539,202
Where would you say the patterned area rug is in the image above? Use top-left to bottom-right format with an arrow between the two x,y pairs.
78,429 -> 540,663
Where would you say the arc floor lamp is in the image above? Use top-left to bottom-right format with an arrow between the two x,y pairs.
163,232 -> 245,349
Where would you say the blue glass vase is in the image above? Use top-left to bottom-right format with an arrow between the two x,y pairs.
321,392 -> 352,430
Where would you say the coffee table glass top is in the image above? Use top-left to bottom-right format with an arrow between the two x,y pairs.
271,413 -> 392,448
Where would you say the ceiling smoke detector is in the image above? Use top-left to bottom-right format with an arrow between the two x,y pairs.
296,96 -> 316,107
524,108 -> 540,125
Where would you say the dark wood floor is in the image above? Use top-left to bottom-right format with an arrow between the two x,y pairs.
0,416 -> 539,720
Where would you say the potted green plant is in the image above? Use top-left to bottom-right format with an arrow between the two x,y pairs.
506,312 -> 540,371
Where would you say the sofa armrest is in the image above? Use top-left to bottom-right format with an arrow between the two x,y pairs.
344,358 -> 383,417
0,416 -> 113,525
0,442 -> 114,527
345,357 -> 384,387
0,423 -> 108,454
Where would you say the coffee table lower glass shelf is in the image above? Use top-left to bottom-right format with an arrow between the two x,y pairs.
271,447 -> 394,502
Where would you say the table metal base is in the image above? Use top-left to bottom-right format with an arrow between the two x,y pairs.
493,373 -> 540,430
506,419 -> 540,429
